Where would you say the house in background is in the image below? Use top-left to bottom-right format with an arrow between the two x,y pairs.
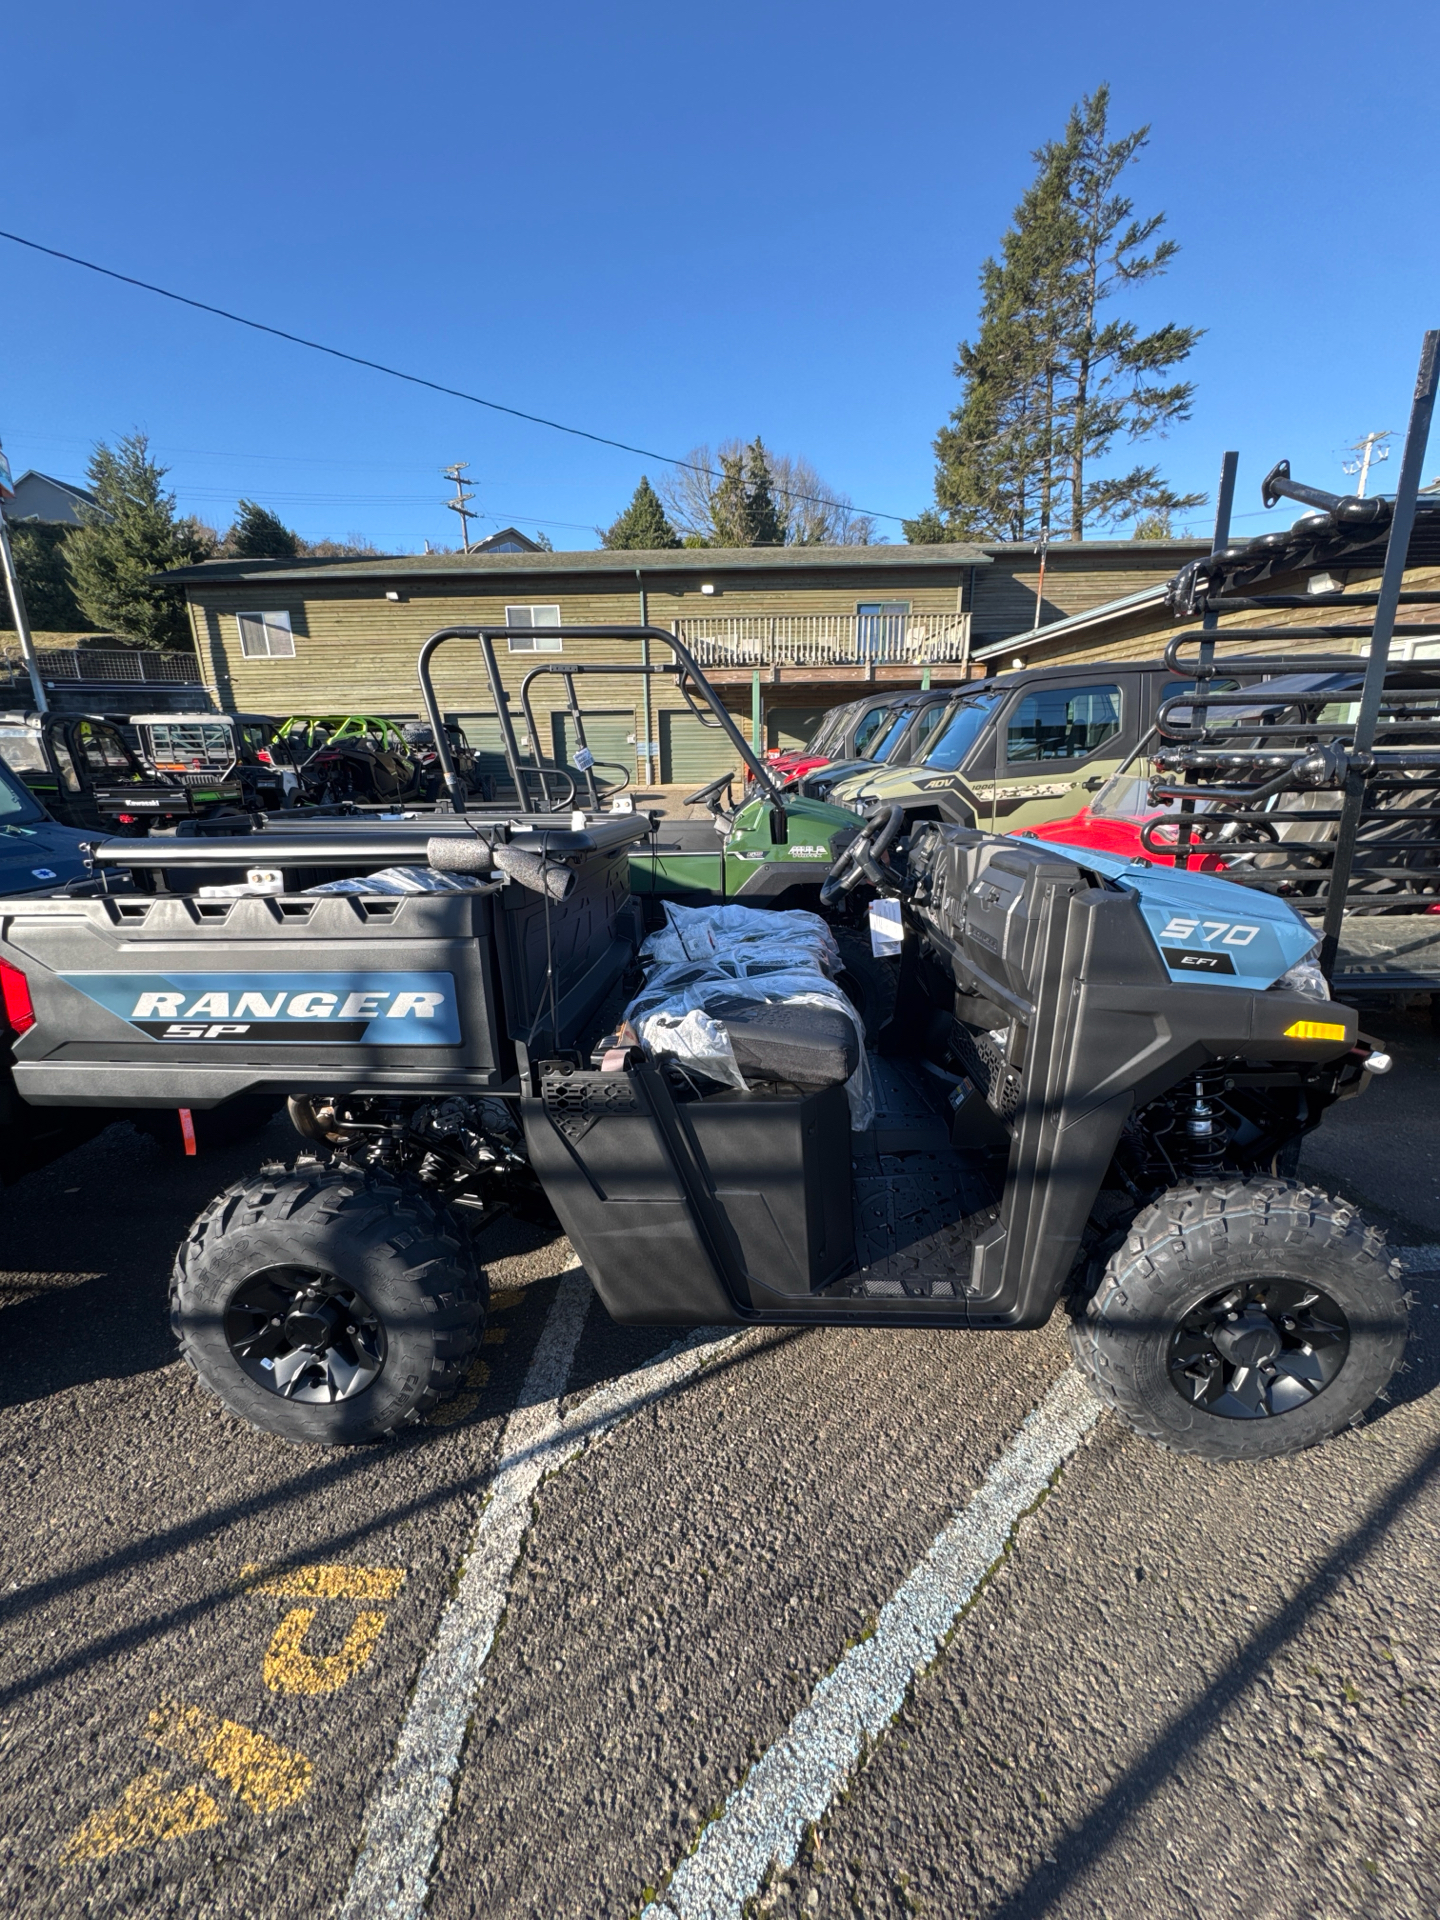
0,471 -> 100,526
162,535 -> 1209,787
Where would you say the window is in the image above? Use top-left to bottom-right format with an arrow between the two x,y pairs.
920,691 -> 1003,771
907,700 -> 950,757
74,720 -> 136,775
0,758 -> 46,823
0,725 -> 49,774
856,601 -> 910,661
853,704 -> 898,757
1006,683 -> 1121,764
236,610 -> 295,658
505,604 -> 562,652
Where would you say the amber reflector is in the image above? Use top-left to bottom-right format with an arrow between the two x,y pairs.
1283,1019 -> 1347,1041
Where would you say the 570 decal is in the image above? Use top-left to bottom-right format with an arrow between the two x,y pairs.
1158,916 -> 1261,947
1156,914 -> 1264,978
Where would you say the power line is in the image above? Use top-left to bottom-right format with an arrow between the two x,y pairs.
0,227 -> 907,526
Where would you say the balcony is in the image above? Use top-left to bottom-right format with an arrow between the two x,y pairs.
675,611 -> 971,673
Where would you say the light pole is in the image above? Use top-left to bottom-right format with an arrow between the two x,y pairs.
1342,430 -> 1393,499
443,462 -> 477,552
0,439 -> 48,714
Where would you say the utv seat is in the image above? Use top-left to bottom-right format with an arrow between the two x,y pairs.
701,994 -> 859,1095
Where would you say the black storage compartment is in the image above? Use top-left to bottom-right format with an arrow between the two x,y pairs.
523,1067 -> 855,1325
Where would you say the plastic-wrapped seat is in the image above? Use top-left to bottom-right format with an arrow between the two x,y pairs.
699,994 -> 859,1094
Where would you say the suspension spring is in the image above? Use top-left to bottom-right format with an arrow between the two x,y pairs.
1176,1072 -> 1230,1178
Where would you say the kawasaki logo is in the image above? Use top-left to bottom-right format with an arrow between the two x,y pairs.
58,971 -> 461,1045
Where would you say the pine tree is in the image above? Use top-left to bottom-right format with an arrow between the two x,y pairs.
744,439 -> 786,546
64,433 -> 213,647
228,499 -> 301,559
910,86 -> 1205,543
599,475 -> 680,549
2,523 -> 87,631
709,448 -> 753,546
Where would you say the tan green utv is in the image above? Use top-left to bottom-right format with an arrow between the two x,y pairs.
823,659 -> 1203,832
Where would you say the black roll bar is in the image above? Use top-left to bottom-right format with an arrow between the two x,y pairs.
517,662 -> 683,810
416,626 -> 785,812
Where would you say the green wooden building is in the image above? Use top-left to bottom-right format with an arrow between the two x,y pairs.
164,537 -> 1207,787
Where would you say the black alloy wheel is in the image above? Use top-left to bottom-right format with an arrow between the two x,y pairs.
1167,1277 -> 1349,1420
225,1268 -> 386,1403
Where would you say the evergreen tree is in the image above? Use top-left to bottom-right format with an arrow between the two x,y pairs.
1,523 -> 87,631
599,475 -> 680,549
64,433 -> 212,647
228,499 -> 301,558
910,86 -> 1204,544
709,448 -> 753,546
744,439 -> 786,546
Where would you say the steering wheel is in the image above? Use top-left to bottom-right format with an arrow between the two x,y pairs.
684,772 -> 736,818
820,804 -> 905,907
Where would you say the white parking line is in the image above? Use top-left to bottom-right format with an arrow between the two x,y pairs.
339,1268 -> 743,1920
644,1369 -> 1104,1920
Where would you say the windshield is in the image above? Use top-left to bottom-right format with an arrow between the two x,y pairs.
921,692 -> 1003,771
864,707 -> 915,763
0,723 -> 49,774
0,755 -> 48,823
805,704 -> 858,757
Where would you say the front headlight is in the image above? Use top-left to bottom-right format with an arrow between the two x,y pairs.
1270,943 -> 1330,1002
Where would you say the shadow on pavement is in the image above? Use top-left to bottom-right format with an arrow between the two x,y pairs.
981,1428 -> 1440,1920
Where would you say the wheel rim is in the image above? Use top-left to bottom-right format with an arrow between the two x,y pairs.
224,1267 -> 386,1404
1168,1278 -> 1350,1420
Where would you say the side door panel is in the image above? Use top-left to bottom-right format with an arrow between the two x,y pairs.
969,676 -> 1138,830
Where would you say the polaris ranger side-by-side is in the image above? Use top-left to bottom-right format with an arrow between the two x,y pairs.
0,625 -> 1406,1461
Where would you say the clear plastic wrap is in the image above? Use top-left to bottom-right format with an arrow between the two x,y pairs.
640,900 -> 840,976
306,866 -> 490,896
624,910 -> 873,1127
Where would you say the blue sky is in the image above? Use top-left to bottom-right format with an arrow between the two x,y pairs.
3,0 -> 1437,555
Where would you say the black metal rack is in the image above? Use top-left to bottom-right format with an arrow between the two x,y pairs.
1143,329 -> 1440,997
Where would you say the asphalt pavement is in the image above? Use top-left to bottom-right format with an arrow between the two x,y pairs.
0,1001 -> 1437,1920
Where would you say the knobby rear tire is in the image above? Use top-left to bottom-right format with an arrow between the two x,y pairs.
1070,1179 -> 1408,1462
171,1165 -> 484,1444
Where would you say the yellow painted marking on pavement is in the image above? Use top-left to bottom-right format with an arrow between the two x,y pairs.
488,1287 -> 525,1311
427,1357 -> 490,1426
483,1326 -> 508,1345
263,1606 -> 388,1694
240,1562 -> 406,1601
148,1698 -> 312,1812
61,1770 -> 223,1862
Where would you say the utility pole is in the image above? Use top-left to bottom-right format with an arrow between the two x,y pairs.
1342,430 -> 1393,498
0,438 -> 48,714
443,462 -> 477,552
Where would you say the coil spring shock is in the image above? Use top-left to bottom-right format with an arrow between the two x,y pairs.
1176,1072 -> 1229,1178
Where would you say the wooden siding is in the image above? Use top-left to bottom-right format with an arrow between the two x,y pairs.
1000,562 -> 1440,671
971,546 -> 1204,642
186,566 -> 969,725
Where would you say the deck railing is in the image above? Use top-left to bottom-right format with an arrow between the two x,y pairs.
676,611 -> 970,670
1,647 -> 205,686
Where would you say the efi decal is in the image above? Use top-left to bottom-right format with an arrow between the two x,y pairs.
58,971 -> 462,1045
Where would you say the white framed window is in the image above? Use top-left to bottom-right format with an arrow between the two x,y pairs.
505,604 -> 562,652
236,610 -> 296,659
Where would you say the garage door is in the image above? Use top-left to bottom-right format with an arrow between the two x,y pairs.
450,714 -> 515,794
765,706 -> 825,754
551,710 -> 636,781
659,709 -> 743,786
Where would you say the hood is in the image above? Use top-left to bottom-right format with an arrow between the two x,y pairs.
0,821 -> 101,895
1039,838 -> 1322,990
